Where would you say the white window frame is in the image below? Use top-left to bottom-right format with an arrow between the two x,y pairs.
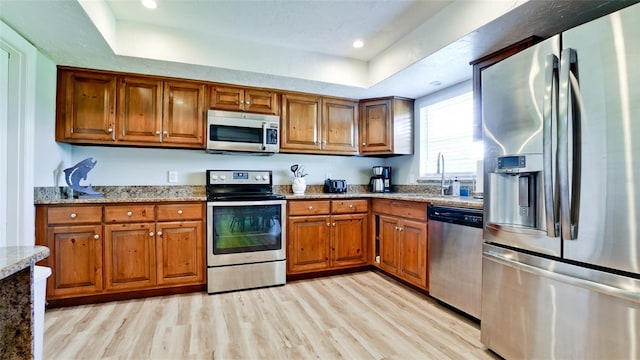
417,82 -> 481,182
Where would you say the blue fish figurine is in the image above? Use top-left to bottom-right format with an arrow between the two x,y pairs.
63,157 -> 103,197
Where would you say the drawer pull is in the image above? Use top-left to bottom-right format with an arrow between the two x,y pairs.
308,206 -> 313,210
349,204 -> 354,208
94,234 -> 99,240
177,210 -> 183,215
70,213 -> 77,219
127,211 -> 133,217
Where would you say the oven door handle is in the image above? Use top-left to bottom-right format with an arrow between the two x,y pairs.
262,122 -> 268,151
207,199 -> 286,207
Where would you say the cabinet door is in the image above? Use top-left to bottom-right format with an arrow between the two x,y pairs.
280,93 -> 322,152
104,223 -> 157,290
245,89 -> 279,115
117,76 -> 163,143
378,215 -> 400,273
209,85 -> 244,112
322,98 -> 359,154
398,219 -> 428,289
287,215 -> 331,273
162,81 -> 205,147
331,213 -> 367,267
48,225 -> 103,298
57,69 -> 117,142
360,99 -> 392,153
156,221 -> 204,285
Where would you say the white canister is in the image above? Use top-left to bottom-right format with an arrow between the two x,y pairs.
292,177 -> 306,194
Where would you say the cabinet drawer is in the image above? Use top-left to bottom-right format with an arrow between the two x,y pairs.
288,200 -> 331,216
373,199 -> 427,221
331,199 -> 368,214
104,205 -> 155,223
47,206 -> 103,225
156,203 -> 203,221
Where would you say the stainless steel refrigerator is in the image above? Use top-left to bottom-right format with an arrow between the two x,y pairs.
481,4 -> 640,359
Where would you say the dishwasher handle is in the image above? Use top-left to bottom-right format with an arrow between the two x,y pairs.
428,205 -> 483,228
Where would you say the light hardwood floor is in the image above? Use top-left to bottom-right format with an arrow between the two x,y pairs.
44,271 -> 498,359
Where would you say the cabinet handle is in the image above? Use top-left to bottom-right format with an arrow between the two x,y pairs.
149,232 -> 155,237
246,101 -> 251,106
399,227 -> 404,232
308,206 -> 313,210
327,222 -> 331,226
157,231 -> 163,236
163,131 -> 168,136
70,213 -> 77,219
349,204 -> 354,208
127,211 -> 133,217
155,130 -> 161,135
107,127 -> 113,133
332,222 -> 336,226
240,100 -> 245,104
177,209 -> 183,215
362,142 -> 366,146
94,234 -> 99,240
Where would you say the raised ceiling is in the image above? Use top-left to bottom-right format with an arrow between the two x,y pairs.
0,0 -> 637,99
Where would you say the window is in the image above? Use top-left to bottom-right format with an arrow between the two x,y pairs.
419,90 -> 480,179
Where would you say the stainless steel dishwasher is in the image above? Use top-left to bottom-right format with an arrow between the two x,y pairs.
428,205 -> 483,319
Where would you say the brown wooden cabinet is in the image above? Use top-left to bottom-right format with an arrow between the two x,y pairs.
373,199 -> 428,289
35,202 -> 205,304
287,199 -> 368,275
280,93 -> 359,155
56,67 -> 206,149
209,85 -> 279,115
359,97 -> 414,155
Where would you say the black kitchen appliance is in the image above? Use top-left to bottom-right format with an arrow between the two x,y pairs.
324,179 -> 347,193
370,166 -> 391,192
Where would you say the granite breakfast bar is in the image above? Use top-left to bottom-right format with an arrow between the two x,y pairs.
0,246 -> 50,359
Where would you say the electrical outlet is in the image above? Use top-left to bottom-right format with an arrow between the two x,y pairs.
168,171 -> 178,183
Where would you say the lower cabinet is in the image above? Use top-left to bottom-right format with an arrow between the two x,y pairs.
287,199 -> 368,275
35,202 -> 205,303
373,199 -> 428,290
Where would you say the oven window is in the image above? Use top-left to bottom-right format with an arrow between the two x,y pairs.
210,125 -> 262,144
212,204 -> 282,254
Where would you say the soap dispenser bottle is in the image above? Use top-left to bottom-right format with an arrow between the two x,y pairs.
452,177 -> 460,196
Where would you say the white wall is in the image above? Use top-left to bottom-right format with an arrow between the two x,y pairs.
68,146 -> 382,187
387,80 -> 472,185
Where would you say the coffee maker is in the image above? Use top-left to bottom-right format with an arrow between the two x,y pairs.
369,166 -> 392,192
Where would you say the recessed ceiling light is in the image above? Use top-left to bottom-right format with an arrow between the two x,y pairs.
352,40 -> 364,49
142,0 -> 157,9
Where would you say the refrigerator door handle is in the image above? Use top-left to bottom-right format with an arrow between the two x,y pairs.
558,48 -> 580,240
483,250 -> 640,303
543,54 -> 559,238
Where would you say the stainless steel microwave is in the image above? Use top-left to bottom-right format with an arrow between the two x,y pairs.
206,110 -> 280,154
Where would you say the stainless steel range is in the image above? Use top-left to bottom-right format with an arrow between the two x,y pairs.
206,170 -> 286,293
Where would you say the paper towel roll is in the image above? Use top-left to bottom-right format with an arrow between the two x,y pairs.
475,160 -> 484,194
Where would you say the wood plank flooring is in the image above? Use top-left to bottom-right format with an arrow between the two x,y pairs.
43,271 -> 498,359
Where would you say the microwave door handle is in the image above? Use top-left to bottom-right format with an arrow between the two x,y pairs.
558,48 -> 580,241
543,54 -> 559,238
261,122 -> 268,151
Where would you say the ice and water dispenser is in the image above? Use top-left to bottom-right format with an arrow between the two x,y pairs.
487,154 -> 544,230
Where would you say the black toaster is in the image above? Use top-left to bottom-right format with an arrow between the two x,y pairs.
324,179 -> 347,193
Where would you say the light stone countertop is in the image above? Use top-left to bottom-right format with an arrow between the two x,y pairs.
0,246 -> 50,280
34,185 -> 483,209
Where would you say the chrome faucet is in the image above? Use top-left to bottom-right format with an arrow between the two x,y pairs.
436,152 -> 450,195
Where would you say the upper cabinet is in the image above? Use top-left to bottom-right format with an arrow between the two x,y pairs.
56,67 -> 206,149
280,93 -> 358,155
359,97 -> 414,155
209,85 -> 280,115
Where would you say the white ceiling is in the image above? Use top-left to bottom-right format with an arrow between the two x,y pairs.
0,0 -> 636,99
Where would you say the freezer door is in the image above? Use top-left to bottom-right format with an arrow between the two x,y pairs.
482,35 -> 561,256
560,3 -> 640,274
481,244 -> 640,360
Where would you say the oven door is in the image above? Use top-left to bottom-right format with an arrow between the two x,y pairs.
207,199 -> 286,266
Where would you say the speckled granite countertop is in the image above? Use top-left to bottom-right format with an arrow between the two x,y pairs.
34,185 -> 483,209
0,246 -> 50,280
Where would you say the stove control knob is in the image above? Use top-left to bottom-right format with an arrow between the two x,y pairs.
220,175 -> 226,181
255,175 -> 261,180
211,175 -> 218,180
262,175 -> 269,181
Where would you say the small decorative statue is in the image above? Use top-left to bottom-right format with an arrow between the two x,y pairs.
63,157 -> 103,198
